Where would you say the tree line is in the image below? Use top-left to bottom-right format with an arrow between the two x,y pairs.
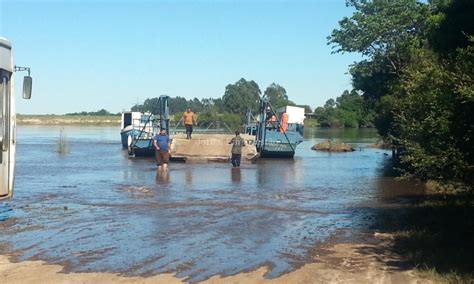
328,0 -> 473,185
313,90 -> 375,128
66,109 -> 120,116
131,78 -> 312,127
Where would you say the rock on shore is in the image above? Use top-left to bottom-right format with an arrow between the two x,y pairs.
311,141 -> 355,152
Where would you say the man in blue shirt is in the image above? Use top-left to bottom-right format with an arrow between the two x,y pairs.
153,128 -> 171,171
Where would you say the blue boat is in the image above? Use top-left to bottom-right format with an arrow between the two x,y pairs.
120,111 -> 156,149
129,137 -> 156,157
246,99 -> 304,158
125,96 -> 171,157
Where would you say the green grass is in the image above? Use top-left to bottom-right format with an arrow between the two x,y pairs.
304,118 -> 319,128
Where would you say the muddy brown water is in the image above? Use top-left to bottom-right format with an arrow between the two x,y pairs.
0,126 -> 424,282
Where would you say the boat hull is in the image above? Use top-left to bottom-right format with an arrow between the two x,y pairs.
256,130 -> 302,158
259,143 -> 297,158
120,111 -> 156,149
129,138 -> 155,157
120,128 -> 139,149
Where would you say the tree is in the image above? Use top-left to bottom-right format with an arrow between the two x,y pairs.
329,0 -> 474,184
390,48 -> 471,181
314,97 -> 337,127
297,104 -> 313,114
328,0 -> 429,133
336,90 -> 366,127
263,83 -> 288,108
131,98 -> 163,113
328,0 -> 430,75
66,109 -> 117,116
336,90 -> 360,112
222,78 -> 261,116
188,97 -> 204,113
429,0 -> 474,54
168,96 -> 188,114
324,98 -> 335,108
314,90 -> 372,128
328,0 -> 431,135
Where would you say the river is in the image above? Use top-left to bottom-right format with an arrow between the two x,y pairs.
0,126 -> 423,282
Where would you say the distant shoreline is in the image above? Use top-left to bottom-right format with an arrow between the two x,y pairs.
17,115 -> 121,126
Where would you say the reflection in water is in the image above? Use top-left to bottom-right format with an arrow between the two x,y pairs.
231,168 -> 241,183
185,168 -> 193,185
155,170 -> 170,184
0,204 -> 14,222
304,127 -> 378,142
255,159 -> 301,187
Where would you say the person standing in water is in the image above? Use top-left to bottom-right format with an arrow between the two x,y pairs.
182,107 -> 196,139
153,128 -> 171,171
228,131 -> 246,167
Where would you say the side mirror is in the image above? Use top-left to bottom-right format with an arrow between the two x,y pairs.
22,76 -> 32,99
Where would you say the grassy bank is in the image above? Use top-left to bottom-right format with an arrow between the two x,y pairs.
370,188 -> 474,283
304,118 -> 319,128
17,115 -> 121,125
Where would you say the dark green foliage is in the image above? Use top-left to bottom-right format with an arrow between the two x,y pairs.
131,97 -> 161,113
350,59 -> 399,101
313,90 -> 375,128
393,44 -> 474,182
221,112 -> 242,129
197,111 -> 242,130
167,96 -> 188,113
429,0 -> 474,54
314,104 -> 342,128
263,83 -> 290,108
324,98 -> 335,108
132,96 -> 206,114
329,0 -> 474,185
222,78 -> 261,116
329,0 -> 430,73
195,100 -> 222,126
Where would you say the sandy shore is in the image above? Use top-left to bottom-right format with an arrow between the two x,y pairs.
0,238 -> 431,284
17,115 -> 121,125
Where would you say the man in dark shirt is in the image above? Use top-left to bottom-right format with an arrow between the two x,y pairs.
228,131 -> 246,167
153,128 -> 171,171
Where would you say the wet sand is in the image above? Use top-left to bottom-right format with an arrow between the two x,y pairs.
0,238 -> 429,283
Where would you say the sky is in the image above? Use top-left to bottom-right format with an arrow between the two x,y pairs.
1,0 -> 359,115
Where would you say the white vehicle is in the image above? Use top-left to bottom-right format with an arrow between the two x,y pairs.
0,37 -> 32,200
